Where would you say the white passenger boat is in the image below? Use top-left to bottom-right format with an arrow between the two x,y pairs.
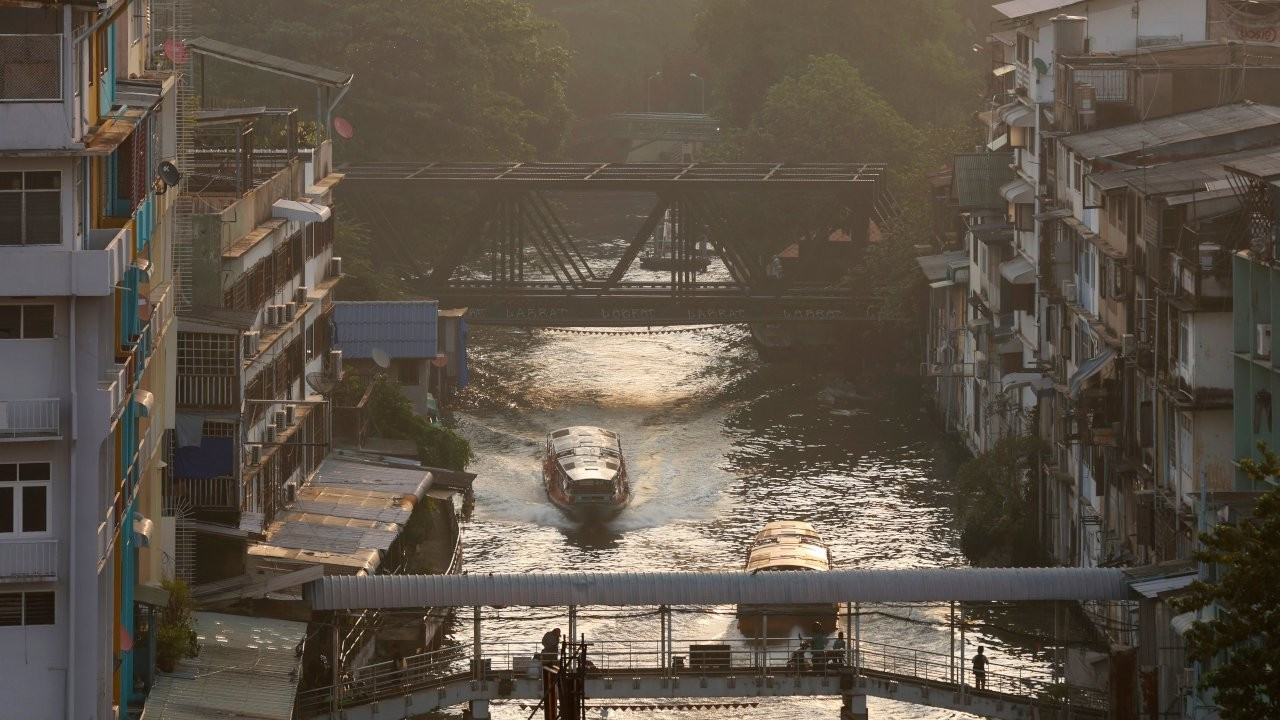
542,426 -> 630,522
737,521 -> 837,636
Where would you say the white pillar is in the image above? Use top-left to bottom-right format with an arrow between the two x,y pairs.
469,699 -> 491,719
840,693 -> 868,720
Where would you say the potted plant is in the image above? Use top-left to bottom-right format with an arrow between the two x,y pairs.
155,579 -> 200,673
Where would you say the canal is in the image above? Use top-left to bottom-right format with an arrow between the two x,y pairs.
445,194 -> 1061,719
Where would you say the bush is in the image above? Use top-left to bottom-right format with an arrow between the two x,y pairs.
156,579 -> 200,672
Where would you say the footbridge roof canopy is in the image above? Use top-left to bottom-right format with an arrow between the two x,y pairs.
305,567 -> 1132,610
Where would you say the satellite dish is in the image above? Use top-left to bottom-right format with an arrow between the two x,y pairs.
371,347 -> 391,369
306,371 -> 338,398
1032,57 -> 1050,75
333,116 -> 354,140
157,161 -> 182,187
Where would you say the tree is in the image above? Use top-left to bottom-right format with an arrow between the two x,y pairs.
694,0 -> 980,129
195,0 -> 572,161
953,433 -> 1042,564
1172,443 -> 1280,719
338,373 -> 475,471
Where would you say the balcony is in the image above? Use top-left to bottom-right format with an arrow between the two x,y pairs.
0,33 -> 76,152
0,397 -> 61,441
0,539 -> 58,582
0,227 -> 129,297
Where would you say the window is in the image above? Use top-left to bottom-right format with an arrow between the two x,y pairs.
1016,33 -> 1031,65
1015,203 -> 1034,232
1179,313 -> 1192,372
0,591 -> 55,626
0,304 -> 54,339
395,358 -> 421,386
130,0 -> 148,45
0,171 -> 60,245
0,462 -> 50,534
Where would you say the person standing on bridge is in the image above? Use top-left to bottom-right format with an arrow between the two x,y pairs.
972,646 -> 989,689
807,621 -> 829,671
541,627 -> 562,665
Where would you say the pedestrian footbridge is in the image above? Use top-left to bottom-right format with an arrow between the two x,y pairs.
299,568 -> 1131,719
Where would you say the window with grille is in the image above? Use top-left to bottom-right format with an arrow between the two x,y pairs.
202,420 -> 236,437
0,462 -> 51,534
177,332 -> 236,374
0,171 -> 60,245
0,591 -> 55,626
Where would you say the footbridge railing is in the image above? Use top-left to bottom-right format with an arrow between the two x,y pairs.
297,635 -> 1106,719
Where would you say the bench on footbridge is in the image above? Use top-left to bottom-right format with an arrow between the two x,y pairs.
297,635 -> 1107,720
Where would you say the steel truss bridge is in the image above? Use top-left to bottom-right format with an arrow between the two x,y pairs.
298,568 -> 1132,719
337,162 -> 884,326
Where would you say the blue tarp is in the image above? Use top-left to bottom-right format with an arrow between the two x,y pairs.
174,436 -> 234,478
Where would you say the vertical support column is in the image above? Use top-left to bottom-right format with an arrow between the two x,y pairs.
959,603 -> 966,692
473,606 -> 482,680
950,601 -> 956,685
664,605 -> 673,671
468,699 -> 491,720
331,613 -> 342,710
569,605 -> 577,648
853,602 -> 861,676
844,603 -> 852,667
659,605 -> 667,675
762,613 -> 769,673
840,692 -> 868,720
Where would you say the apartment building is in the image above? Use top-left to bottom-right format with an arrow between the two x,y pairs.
0,1 -> 182,717
168,107 -> 344,582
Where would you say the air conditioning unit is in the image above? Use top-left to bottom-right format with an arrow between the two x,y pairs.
328,349 -> 343,378
1180,666 -> 1196,690
283,301 -> 296,323
242,331 -> 259,359
249,444 -> 263,465
285,403 -> 297,425
264,305 -> 279,326
295,286 -> 309,305
1063,281 -> 1077,302
285,480 -> 298,504
264,425 -> 277,444
1258,324 -> 1272,359
1121,333 -> 1136,357
274,410 -> 287,431
329,256 -> 343,278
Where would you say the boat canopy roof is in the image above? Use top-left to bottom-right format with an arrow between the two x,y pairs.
746,521 -> 831,573
549,426 -> 622,457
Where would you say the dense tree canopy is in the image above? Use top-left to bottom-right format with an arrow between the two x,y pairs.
195,0 -> 572,161
1172,444 -> 1280,719
694,0 -> 980,129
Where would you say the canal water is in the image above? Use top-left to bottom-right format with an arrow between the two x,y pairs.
445,194 -> 1057,719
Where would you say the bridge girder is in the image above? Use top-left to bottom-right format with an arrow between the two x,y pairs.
337,162 -> 883,327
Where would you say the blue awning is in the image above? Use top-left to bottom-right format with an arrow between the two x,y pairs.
1068,348 -> 1116,400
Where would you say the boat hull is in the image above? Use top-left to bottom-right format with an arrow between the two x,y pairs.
736,604 -> 839,638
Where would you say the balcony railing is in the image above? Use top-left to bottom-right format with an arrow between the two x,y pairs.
0,539 -> 58,581
0,34 -> 62,102
0,397 -> 61,440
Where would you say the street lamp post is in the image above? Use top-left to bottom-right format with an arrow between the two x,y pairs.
689,73 -> 705,114
647,71 -> 662,112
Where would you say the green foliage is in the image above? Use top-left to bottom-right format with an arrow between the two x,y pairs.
953,433 -> 1042,563
341,373 -> 475,471
195,0 -> 572,161
156,579 -> 200,670
526,0 -> 702,116
333,211 -> 406,301
694,0 -> 980,129
1171,442 -> 1280,719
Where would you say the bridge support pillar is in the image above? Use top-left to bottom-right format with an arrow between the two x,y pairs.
839,693 -> 867,720
466,699 -> 491,720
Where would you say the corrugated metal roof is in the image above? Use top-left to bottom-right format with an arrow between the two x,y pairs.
1090,145 -> 1280,196
143,612 -> 307,720
993,0 -> 1077,19
334,300 -> 439,360
953,153 -> 1015,209
1225,149 -> 1280,180
915,251 -> 967,282
305,568 -> 1133,609
1130,572 -> 1197,599
248,458 -> 433,574
186,36 -> 353,88
1060,103 -> 1280,160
